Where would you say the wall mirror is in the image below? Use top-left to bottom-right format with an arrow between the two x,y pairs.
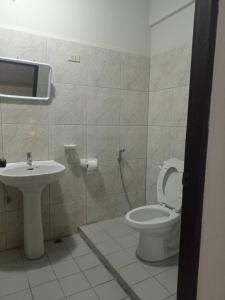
0,57 -> 52,100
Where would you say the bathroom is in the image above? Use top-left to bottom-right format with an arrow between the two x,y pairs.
0,0 -> 218,299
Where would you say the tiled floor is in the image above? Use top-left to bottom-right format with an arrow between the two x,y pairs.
0,217 -> 178,300
80,217 -> 178,300
0,234 -> 130,300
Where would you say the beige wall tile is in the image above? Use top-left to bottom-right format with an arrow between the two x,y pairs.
88,47 -> 121,88
120,126 -> 148,160
6,230 -> 23,249
1,100 -> 49,125
148,89 -> 174,126
120,90 -> 149,125
87,125 -> 119,161
121,53 -> 150,92
50,201 -> 86,238
4,186 -> 23,211
150,44 -> 191,91
46,38 -> 88,85
85,160 -> 121,199
2,124 -> 49,162
49,84 -> 87,125
118,159 -> 146,193
87,87 -> 120,125
50,164 -> 86,204
49,125 -> 86,165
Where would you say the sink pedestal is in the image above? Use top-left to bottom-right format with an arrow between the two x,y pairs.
22,187 -> 45,259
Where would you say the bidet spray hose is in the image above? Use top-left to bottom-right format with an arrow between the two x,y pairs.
118,149 -> 133,210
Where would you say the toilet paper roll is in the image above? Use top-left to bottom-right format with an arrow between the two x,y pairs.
86,158 -> 98,172
80,158 -> 98,172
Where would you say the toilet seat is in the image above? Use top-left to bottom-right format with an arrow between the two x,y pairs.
126,204 -> 179,230
157,158 -> 184,212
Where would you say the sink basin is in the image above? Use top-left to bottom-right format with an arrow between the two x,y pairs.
0,161 -> 65,188
0,160 -> 65,259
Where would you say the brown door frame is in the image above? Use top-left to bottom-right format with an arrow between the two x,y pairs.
177,0 -> 219,299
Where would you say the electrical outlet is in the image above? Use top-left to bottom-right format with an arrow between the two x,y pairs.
68,55 -> 81,63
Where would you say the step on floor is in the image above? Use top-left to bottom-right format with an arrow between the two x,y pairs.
80,217 -> 178,300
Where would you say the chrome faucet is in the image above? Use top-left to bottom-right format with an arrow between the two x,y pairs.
26,152 -> 33,169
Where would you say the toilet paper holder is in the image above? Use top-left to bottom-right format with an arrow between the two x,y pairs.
80,158 -> 98,171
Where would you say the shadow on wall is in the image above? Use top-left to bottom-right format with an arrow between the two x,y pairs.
49,149 -> 83,240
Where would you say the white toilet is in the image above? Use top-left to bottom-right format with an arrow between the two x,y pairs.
125,158 -> 184,262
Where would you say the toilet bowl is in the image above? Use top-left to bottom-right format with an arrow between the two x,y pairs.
125,158 -> 184,262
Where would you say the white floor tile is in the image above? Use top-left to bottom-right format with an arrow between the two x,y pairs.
81,224 -> 101,234
69,242 -> 92,258
106,250 -> 136,269
133,277 -> 170,300
67,288 -> 99,300
0,262 -> 25,280
84,265 -> 113,287
86,229 -> 111,244
0,289 -> 32,300
104,224 -> 130,238
0,274 -> 29,297
126,246 -> 137,258
140,256 -> 178,276
95,280 -> 127,300
75,252 -> 102,271
52,258 -> 80,278
118,262 -> 149,285
156,268 -> 178,294
32,280 -> 64,300
26,265 -> 56,287
96,240 -> 122,255
114,235 -> 138,249
46,243 -> 72,263
59,273 -> 90,296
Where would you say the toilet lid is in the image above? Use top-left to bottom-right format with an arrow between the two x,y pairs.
157,158 -> 184,212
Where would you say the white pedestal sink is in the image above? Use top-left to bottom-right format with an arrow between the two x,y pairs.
0,161 -> 65,259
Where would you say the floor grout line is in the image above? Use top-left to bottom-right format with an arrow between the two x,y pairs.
154,276 -> 174,296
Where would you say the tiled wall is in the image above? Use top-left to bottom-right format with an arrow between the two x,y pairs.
146,44 -> 192,204
0,28 -> 150,250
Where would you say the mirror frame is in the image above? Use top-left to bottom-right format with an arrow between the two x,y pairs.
0,56 -> 52,101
